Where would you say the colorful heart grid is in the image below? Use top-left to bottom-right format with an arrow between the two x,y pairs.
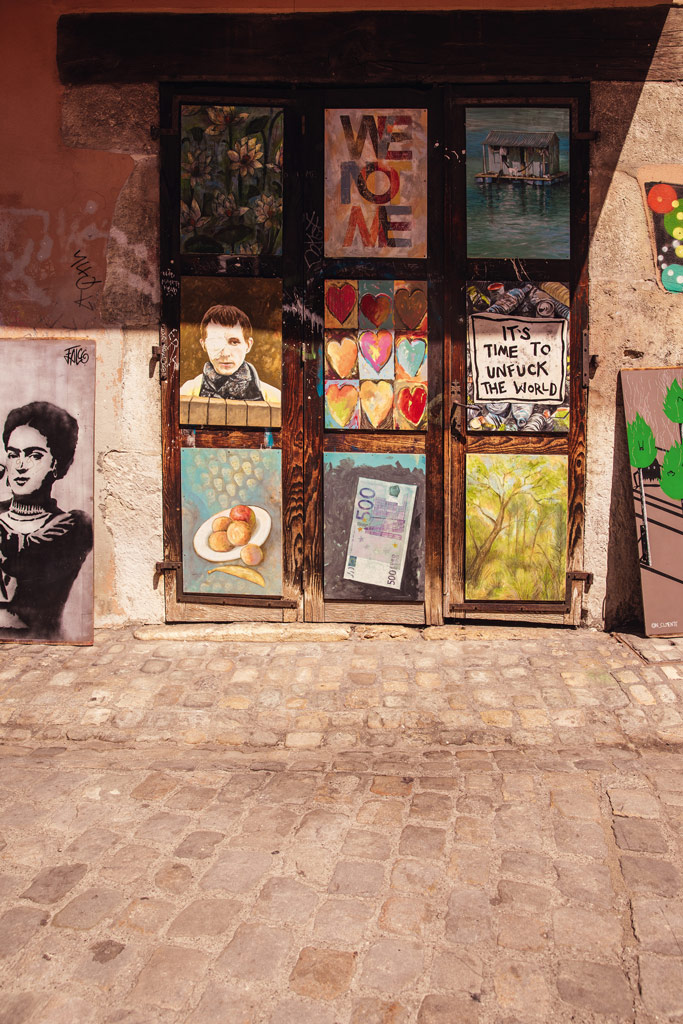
326,382 -> 359,427
360,292 -> 392,328
359,330 -> 393,373
396,385 -> 427,427
326,336 -> 358,379
395,287 -> 427,330
396,336 -> 426,378
326,282 -> 356,325
360,380 -> 394,428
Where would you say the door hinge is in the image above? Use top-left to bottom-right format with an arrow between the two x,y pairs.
573,130 -> 600,142
154,560 -> 181,589
568,570 -> 593,591
149,345 -> 163,379
582,329 -> 590,388
150,125 -> 177,140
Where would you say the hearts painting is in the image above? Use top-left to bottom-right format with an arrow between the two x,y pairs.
324,279 -> 428,430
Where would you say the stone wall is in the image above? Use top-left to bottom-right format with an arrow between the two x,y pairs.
2,3 -> 683,631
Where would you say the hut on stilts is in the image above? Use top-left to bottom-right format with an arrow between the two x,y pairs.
475,130 -> 567,185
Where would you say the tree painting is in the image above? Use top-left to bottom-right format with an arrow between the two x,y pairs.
626,412 -> 657,566
465,455 -> 567,601
180,105 -> 284,255
663,378 -> 683,441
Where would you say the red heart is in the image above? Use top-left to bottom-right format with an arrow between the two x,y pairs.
326,283 -> 356,325
360,292 -> 392,327
397,385 -> 427,427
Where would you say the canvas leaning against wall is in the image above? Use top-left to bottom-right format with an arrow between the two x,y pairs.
465,454 -> 567,602
181,448 -> 282,597
638,166 -> 683,294
179,278 -> 282,428
466,107 -> 570,260
324,109 -> 428,258
622,367 -> 683,636
323,452 -> 426,602
180,104 -> 283,255
0,339 -> 95,644
466,281 -> 570,433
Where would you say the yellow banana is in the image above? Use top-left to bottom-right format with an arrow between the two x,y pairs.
208,565 -> 265,587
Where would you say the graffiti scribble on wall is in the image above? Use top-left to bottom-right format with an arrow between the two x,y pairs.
180,105 -> 283,255
638,166 -> 683,294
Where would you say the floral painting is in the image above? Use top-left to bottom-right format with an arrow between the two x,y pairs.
180,105 -> 284,255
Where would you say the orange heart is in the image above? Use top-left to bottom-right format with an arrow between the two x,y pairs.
326,335 -> 358,379
326,382 -> 358,427
360,380 -> 394,428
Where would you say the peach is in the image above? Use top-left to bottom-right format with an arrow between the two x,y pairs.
241,543 -> 264,566
226,520 -> 252,547
229,504 -> 256,530
212,516 -> 231,532
208,531 -> 230,552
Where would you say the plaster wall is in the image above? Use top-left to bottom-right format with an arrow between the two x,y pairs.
1,1 -> 682,630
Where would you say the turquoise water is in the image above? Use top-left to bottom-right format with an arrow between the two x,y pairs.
466,109 -> 570,260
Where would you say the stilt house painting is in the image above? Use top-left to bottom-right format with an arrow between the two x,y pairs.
476,131 -> 566,184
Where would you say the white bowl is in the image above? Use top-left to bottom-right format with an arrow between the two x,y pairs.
193,506 -> 272,563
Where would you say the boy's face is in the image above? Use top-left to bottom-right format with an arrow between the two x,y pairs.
202,322 -> 253,377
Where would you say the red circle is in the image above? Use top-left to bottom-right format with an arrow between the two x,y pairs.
648,183 -> 677,213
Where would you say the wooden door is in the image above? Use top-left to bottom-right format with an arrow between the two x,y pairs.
302,89 -> 445,626
158,87 -> 305,623
157,84 -> 589,627
445,89 -> 590,624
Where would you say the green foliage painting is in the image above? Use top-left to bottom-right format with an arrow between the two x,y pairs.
180,105 -> 284,255
465,454 -> 567,601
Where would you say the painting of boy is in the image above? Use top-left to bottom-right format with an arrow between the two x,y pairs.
180,304 -> 281,404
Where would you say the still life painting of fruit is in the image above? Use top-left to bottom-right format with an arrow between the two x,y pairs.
181,448 -> 282,596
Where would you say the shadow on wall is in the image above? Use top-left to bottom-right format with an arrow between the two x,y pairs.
604,375 -> 644,632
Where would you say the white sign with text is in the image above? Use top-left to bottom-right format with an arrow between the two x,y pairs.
469,312 -> 568,405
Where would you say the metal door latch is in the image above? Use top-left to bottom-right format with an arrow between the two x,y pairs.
154,560 -> 181,589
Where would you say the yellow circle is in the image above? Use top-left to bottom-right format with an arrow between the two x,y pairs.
674,200 -> 680,208
678,211 -> 683,220
676,245 -> 683,257
674,227 -> 683,240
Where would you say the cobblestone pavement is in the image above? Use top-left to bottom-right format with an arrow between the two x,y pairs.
1,624 -> 683,1022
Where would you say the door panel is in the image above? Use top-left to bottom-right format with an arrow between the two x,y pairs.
159,84 -> 588,626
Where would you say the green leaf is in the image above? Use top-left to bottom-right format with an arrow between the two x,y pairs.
191,126 -> 205,144
247,116 -> 270,132
627,413 -> 657,468
663,378 -> 683,424
660,441 -> 683,499
182,234 -> 224,254
214,225 -> 253,244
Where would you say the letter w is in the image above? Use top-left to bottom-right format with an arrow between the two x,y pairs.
340,115 -> 380,160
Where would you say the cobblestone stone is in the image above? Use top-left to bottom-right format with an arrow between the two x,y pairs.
2,625 -> 683,1021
